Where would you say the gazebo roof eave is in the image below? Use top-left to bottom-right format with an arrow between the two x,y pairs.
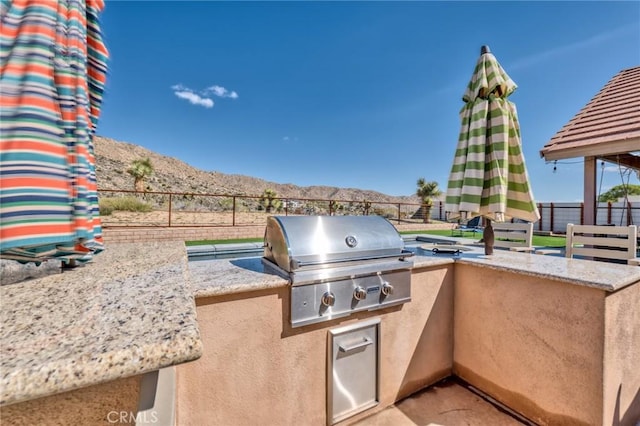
540,136 -> 640,163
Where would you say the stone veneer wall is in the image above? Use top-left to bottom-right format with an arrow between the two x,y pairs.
102,222 -> 453,244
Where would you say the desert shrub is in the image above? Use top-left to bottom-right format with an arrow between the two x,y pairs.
219,197 -> 234,211
99,197 -> 153,215
372,207 -> 395,219
99,203 -> 113,216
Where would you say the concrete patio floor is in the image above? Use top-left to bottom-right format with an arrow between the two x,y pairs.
354,378 -> 533,426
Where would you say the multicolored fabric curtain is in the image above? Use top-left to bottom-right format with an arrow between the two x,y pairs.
1,0 -> 108,263
445,47 -> 539,224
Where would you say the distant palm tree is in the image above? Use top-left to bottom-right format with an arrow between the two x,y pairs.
127,158 -> 154,192
416,178 -> 442,223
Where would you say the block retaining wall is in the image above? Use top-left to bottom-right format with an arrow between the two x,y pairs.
101,222 -> 453,244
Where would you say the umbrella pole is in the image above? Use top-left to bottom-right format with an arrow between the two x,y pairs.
484,219 -> 494,255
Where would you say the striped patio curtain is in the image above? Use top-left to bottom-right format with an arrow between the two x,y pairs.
0,0 -> 108,263
445,48 -> 539,224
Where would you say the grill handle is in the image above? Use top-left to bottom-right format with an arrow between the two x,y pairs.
290,250 -> 414,269
339,337 -> 373,352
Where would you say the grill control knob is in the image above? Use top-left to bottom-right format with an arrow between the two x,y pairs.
353,286 -> 367,301
321,292 -> 336,307
381,282 -> 394,296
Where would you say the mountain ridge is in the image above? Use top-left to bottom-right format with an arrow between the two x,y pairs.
94,136 -> 422,204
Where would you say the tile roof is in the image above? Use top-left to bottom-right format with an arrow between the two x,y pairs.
540,66 -> 640,169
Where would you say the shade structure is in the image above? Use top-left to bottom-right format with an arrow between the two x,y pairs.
0,0 -> 109,263
445,46 -> 539,227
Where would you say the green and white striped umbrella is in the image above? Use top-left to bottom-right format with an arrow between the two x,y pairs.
445,46 -> 540,224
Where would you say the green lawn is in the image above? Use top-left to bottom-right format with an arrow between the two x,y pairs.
402,229 -> 566,248
186,229 -> 566,248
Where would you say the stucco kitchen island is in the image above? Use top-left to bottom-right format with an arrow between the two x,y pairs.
1,242 -> 638,425
180,249 -> 640,426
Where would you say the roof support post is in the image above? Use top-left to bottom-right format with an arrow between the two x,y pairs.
584,156 -> 597,225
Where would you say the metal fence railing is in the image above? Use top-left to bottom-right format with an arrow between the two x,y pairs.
98,189 -> 640,232
97,189 -> 438,228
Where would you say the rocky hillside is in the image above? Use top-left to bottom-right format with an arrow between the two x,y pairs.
94,136 -> 421,204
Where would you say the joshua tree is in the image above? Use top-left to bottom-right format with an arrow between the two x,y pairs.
260,188 -> 282,213
362,200 -> 372,216
329,200 -> 344,215
416,178 -> 442,223
127,157 -> 154,192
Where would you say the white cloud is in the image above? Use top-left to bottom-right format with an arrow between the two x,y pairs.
603,165 -> 621,173
171,83 -> 238,108
204,85 -> 239,99
175,91 -> 214,108
171,84 -> 214,108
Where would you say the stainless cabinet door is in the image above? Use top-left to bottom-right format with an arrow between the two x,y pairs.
328,318 -> 380,425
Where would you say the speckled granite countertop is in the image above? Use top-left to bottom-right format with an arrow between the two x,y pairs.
406,255 -> 456,269
0,241 -> 203,406
188,254 -> 458,299
456,251 -> 640,291
188,257 -> 289,298
188,249 -> 639,299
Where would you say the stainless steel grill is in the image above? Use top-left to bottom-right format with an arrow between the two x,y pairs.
262,215 -> 413,327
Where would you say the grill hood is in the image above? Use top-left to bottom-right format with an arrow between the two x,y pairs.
263,215 -> 414,327
263,215 -> 408,272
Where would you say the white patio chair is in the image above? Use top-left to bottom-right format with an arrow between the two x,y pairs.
492,222 -> 535,252
468,221 -> 534,252
564,224 -> 639,265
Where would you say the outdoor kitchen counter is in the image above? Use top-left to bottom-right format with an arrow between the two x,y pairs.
455,250 -> 640,291
0,241 -> 203,407
180,249 -> 640,425
188,255 -> 455,298
188,256 -> 289,298
188,249 -> 640,298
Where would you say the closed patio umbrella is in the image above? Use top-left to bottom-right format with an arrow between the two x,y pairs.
444,45 -> 539,254
0,0 -> 109,263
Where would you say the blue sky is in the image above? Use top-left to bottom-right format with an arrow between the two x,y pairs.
97,1 -> 640,202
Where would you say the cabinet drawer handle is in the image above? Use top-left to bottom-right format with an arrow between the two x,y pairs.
338,337 -> 373,352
